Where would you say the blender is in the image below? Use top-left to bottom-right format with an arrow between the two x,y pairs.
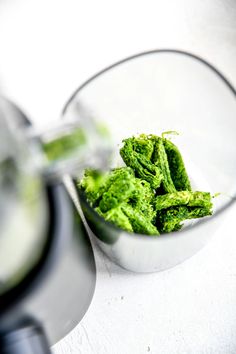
0,96 -> 105,353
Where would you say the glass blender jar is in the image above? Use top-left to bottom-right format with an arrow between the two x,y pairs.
63,50 -> 236,272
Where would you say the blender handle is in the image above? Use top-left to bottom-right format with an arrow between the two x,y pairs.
0,317 -> 51,354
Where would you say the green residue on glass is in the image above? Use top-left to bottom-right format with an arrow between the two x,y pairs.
96,122 -> 111,139
79,133 -> 213,236
161,130 -> 179,139
43,128 -> 86,162
213,192 -> 221,198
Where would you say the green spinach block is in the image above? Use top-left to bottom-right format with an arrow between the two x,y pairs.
79,134 -> 213,235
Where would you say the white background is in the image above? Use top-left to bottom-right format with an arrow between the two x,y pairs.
0,1 -> 236,353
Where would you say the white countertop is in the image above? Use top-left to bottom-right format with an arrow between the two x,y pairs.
0,1 -> 236,353
54,207 -> 236,354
